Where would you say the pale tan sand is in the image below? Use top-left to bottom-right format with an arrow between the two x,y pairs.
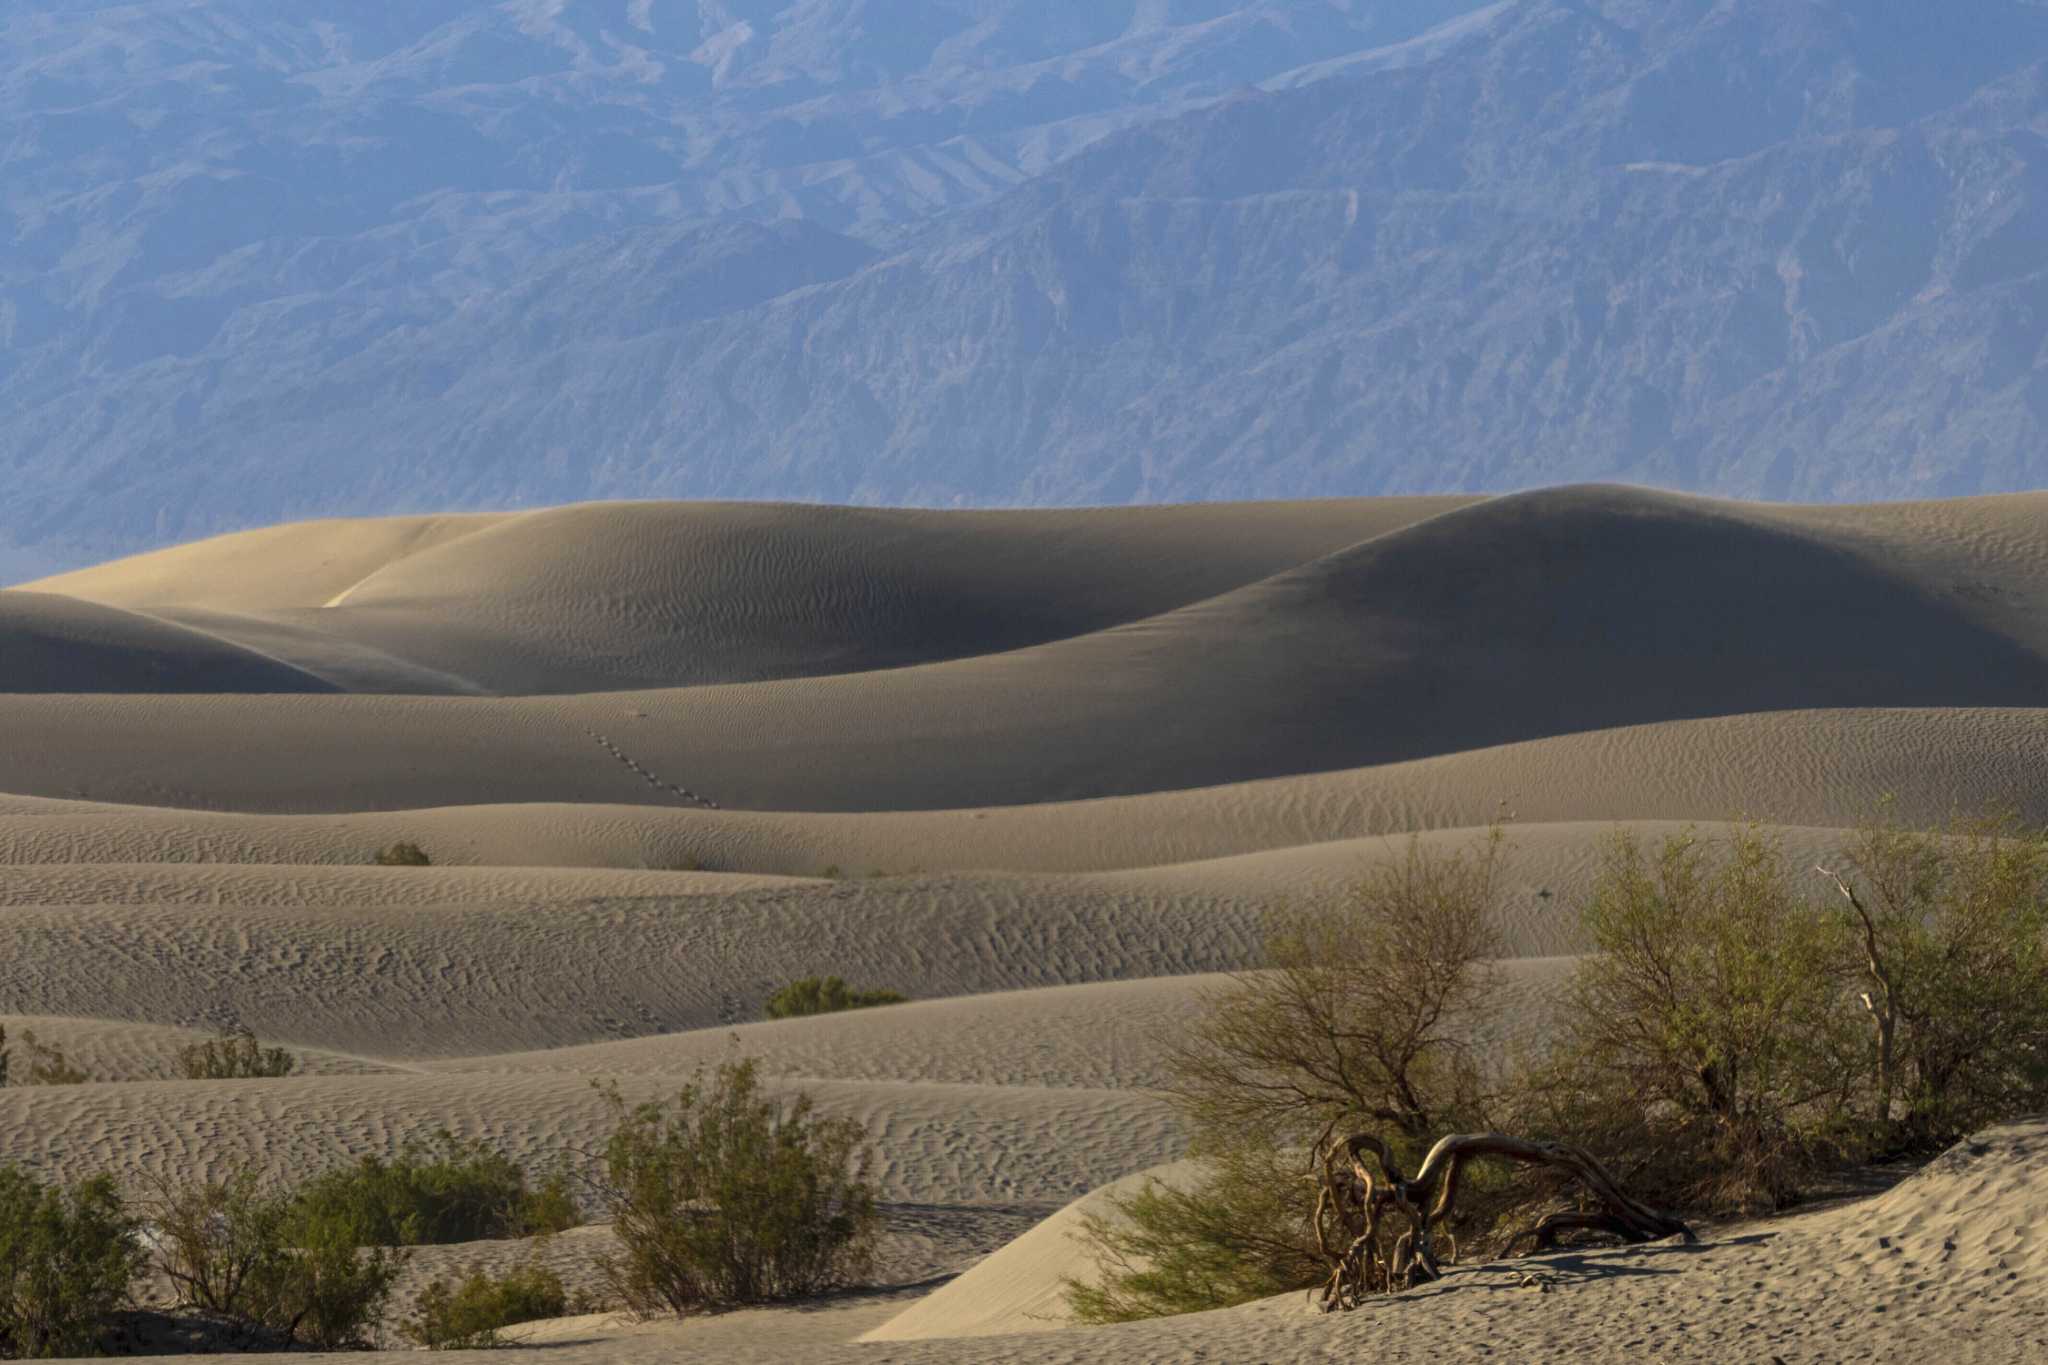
6,491 -> 2048,1362
23,513 -> 508,612
388,1214 -> 1043,1338
0,823 -> 1804,1057
0,862 -> 815,907
1,700 -> 2043,827
0,592 -> 336,694
160,1120 -> 2048,1363
857,1160 -> 1206,1343
432,963 -> 1574,1090
0,1072 -> 1181,1207
8,487 -> 2048,810
0,794 -> 1906,892
24,498 -> 1465,693
0,1016 -> 396,1080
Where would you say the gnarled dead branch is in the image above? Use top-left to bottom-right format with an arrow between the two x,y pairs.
1309,1131 -> 1695,1309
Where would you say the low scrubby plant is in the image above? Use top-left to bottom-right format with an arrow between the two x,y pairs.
1066,1139 -> 1323,1324
294,1132 -> 579,1247
1550,825 -> 1860,1211
1070,830 -> 1509,1322
157,1168 -> 404,1348
0,1166 -> 144,1358
284,1210 -> 405,1350
1827,810 -> 2048,1151
373,842 -> 432,867
146,1170 -> 296,1322
145,1168 -> 406,1350
402,1263 -> 568,1349
595,1059 -> 878,1315
1071,813 -> 2048,1321
763,976 -> 908,1020
13,1032 -> 87,1087
176,1027 -> 296,1081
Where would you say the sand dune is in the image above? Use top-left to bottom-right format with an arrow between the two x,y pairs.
859,1161 -> 1207,1343
0,1070 -> 1180,1209
22,498 -> 1465,694
23,513 -> 509,613
0,693 -> 2041,821
185,1120 -> 2048,1363
0,882 -> 1269,1056
0,820 -> 1887,1060
0,1016 -> 396,1081
7,491 -> 2048,809
431,962 -> 1573,1089
0,591 -> 338,694
6,491 -> 2046,1362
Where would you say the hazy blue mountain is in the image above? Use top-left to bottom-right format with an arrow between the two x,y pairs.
6,1 -> 2048,567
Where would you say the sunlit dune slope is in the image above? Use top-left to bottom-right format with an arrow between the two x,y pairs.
0,591 -> 337,694
20,498 -> 1468,694
8,487 -> 2048,809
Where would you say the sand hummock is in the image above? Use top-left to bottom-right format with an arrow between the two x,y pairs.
3,490 -> 2045,1361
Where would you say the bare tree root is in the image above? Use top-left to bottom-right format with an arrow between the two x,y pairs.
1309,1130 -> 1695,1310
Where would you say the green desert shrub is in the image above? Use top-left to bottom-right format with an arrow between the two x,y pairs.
283,1210 -> 405,1350
0,1167 -> 144,1358
146,1170 -> 296,1321
402,1264 -> 568,1349
176,1027 -> 296,1081
12,1032 -> 87,1087
1551,825 -> 1860,1212
763,976 -> 908,1020
595,1059 -> 878,1314
373,842 -> 432,867
1165,828 -> 1505,1149
145,1168 -> 400,1350
1071,830 -> 1509,1322
1552,814 -> 2048,1203
1826,810 -> 2048,1151
293,1133 -> 579,1247
1071,814 -> 2048,1321
1066,1141 -> 1323,1324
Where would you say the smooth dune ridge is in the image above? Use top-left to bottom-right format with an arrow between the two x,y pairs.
4,491 -> 2046,1362
19,498 -> 1469,694
0,592 -> 338,695
8,487 -> 2048,812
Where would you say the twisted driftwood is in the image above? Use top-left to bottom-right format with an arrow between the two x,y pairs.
1310,1130 -> 1695,1310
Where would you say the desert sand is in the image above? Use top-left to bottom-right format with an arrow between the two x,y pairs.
3,489 -> 2045,1360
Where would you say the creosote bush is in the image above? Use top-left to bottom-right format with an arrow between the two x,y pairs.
176,1027 -> 296,1081
1547,825 -> 1859,1211
1827,810 -> 2048,1150
11,1032 -> 87,1087
764,976 -> 908,1020
1071,813 -> 2048,1322
1070,829 -> 1508,1323
595,1058 -> 878,1315
0,1167 -> 144,1358
402,1263 -> 568,1349
145,1169 -> 400,1350
1066,1141 -> 1323,1323
373,842 -> 432,867
294,1132 -> 579,1247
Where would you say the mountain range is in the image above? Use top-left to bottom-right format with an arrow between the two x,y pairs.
7,0 -> 2048,570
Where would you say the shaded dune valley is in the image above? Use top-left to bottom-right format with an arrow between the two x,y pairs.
3,487 -> 2047,1362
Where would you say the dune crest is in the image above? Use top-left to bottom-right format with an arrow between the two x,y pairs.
3,492 -> 2044,1361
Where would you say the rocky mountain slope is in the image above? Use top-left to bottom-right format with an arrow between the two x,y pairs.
6,1 -> 2048,568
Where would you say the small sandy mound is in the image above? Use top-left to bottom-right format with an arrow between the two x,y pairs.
860,1160 -> 1204,1342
